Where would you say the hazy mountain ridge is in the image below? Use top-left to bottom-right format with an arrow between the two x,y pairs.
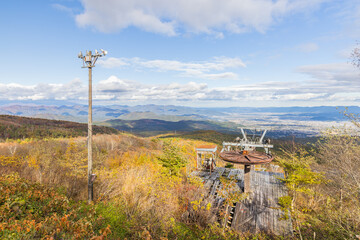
0,101 -> 357,122
0,101 -> 358,136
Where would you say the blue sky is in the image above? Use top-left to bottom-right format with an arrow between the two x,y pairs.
1,0 -> 360,107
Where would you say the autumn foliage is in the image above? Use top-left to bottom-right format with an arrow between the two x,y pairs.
0,133 -> 243,239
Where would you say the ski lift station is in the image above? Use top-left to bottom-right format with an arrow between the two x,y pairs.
194,128 -> 293,236
196,145 -> 217,173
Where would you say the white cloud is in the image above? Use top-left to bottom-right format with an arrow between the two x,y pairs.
52,3 -> 73,13
97,57 -> 128,68
75,0 -> 326,36
337,46 -> 355,59
297,43 -> 319,53
335,0 -> 360,38
297,63 -> 359,87
98,56 -> 245,80
94,76 -> 210,101
279,93 -> 327,100
2,61 -> 359,104
52,3 -> 76,16
0,79 -> 87,101
96,76 -> 139,93
202,72 -> 239,80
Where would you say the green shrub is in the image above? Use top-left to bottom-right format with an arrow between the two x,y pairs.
157,140 -> 187,176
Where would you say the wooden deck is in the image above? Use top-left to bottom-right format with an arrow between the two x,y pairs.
194,167 -> 293,236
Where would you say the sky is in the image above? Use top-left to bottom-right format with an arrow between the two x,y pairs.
1,0 -> 360,107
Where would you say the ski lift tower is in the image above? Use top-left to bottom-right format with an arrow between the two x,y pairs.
78,49 -> 107,203
219,128 -> 273,193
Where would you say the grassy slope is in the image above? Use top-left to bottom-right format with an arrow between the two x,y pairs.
1,120 -> 355,239
0,132 -> 248,240
0,173 -> 137,239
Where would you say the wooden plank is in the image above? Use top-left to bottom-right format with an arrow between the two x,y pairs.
217,167 -> 226,178
219,168 -> 230,178
255,204 -> 272,233
204,179 -> 214,189
233,170 -> 292,235
197,167 -> 293,236
210,168 -> 223,181
232,199 -> 257,232
202,173 -> 211,181
209,180 -> 220,197
227,168 -> 238,179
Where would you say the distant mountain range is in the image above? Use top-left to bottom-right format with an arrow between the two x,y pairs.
0,100 -> 358,122
0,100 -> 358,136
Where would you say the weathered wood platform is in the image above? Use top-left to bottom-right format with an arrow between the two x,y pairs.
194,167 -> 293,236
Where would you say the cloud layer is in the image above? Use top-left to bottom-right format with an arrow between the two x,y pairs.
2,62 -> 359,104
0,79 -> 87,101
75,0 -> 326,36
297,43 -> 319,53
98,57 -> 246,80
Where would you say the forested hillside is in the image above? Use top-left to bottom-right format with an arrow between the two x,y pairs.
0,115 -> 118,140
101,118 -> 241,136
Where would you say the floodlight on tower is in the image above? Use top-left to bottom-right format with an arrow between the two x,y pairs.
101,49 -> 107,56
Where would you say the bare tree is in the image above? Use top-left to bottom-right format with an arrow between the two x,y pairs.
351,43 -> 360,69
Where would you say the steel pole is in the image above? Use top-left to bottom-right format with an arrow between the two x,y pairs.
88,64 -> 93,203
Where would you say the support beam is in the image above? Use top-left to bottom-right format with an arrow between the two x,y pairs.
240,128 -> 247,142
244,164 -> 251,193
88,65 -> 93,203
222,142 -> 273,148
197,153 -> 200,169
259,129 -> 267,143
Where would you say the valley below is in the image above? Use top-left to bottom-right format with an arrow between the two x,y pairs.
0,101 -> 358,138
